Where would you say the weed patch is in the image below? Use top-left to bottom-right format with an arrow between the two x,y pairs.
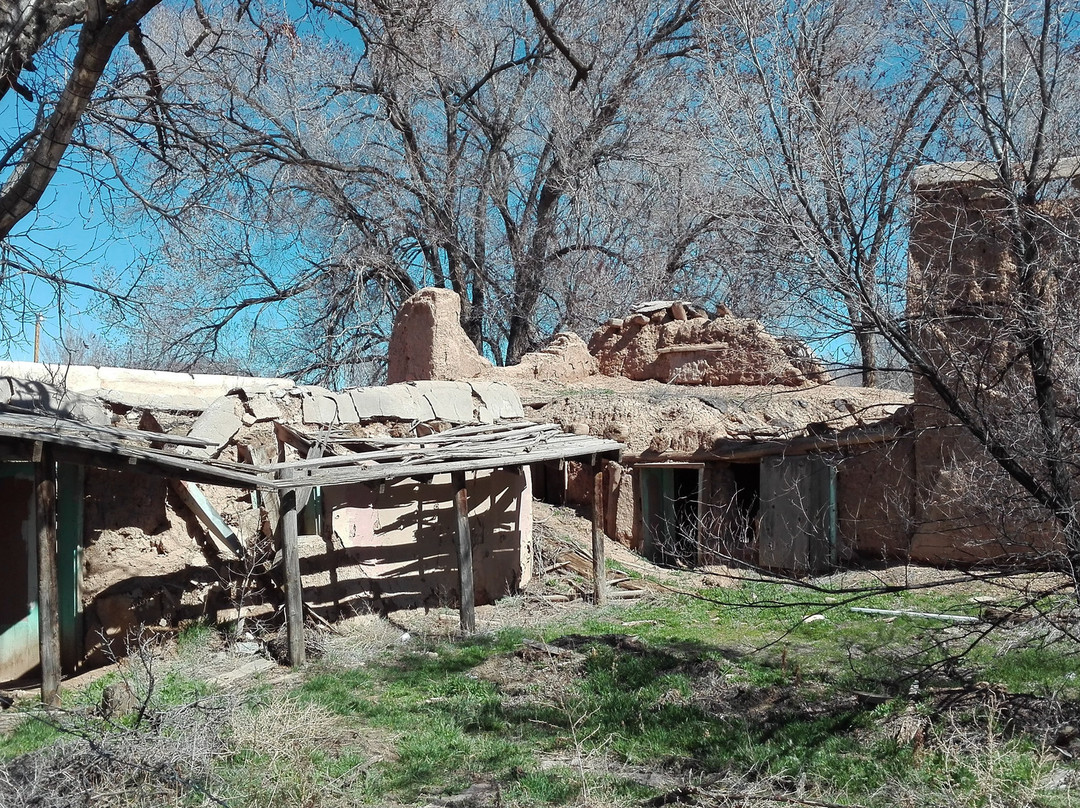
3,579 -> 1079,806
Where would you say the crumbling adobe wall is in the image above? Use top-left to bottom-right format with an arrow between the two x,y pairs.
836,438 -> 917,561
906,176 -> 1069,563
388,288 -> 827,389
499,332 -> 598,382
388,287 -> 597,385
387,288 -> 494,383
908,402 -> 1059,563
604,463 -> 636,550
81,467 -> 231,665
589,302 -> 829,387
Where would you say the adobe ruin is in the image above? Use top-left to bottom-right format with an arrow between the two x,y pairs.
0,365 -> 617,689
389,287 -> 914,574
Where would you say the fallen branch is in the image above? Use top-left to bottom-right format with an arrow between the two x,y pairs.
850,607 -> 980,623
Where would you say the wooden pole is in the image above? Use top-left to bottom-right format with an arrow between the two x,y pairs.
279,472 -> 305,666
35,442 -> 61,705
452,471 -> 475,633
592,460 -> 606,606
33,315 -> 42,363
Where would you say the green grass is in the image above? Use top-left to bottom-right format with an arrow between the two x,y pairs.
3,577 -> 1077,806
177,619 -> 217,655
0,714 -> 62,758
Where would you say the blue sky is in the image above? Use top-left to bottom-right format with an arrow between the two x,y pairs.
3,171 -> 147,361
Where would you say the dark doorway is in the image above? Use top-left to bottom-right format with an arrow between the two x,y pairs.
731,462 -> 760,538
640,465 -> 701,567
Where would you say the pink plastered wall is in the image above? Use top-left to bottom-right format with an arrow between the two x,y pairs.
310,467 -> 533,614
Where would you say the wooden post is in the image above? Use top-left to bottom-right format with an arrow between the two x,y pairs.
592,460 -> 606,606
279,472 -> 305,666
35,442 -> 61,705
452,471 -> 475,633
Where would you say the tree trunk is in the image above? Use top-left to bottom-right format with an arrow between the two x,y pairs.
853,323 -> 877,387
0,0 -> 162,240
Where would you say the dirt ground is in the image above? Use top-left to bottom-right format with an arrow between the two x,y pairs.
10,499 -> 1070,706
4,503 -> 1080,808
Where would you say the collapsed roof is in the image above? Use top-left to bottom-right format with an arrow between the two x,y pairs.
0,367 -> 621,489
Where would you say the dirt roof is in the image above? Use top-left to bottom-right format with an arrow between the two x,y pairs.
514,376 -> 911,456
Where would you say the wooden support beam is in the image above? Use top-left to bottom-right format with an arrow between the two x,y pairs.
35,442 -> 61,706
171,480 -> 246,559
452,471 -> 475,633
278,470 -> 305,666
592,461 -> 606,606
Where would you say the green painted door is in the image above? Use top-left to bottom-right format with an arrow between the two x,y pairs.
0,462 -> 84,683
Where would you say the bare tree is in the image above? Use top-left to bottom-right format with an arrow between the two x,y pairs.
0,0 -> 166,349
699,0 -> 954,386
888,0 -> 1080,587
695,0 -> 1080,593
0,0 -> 164,238
71,0 -> 745,380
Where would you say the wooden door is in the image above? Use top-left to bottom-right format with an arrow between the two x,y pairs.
759,455 -> 837,574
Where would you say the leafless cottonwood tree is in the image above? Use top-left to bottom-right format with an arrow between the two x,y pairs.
888,0 -> 1080,585
692,0 -> 1080,594
0,0 -> 174,347
0,0 -> 164,239
699,0 -> 955,386
73,0 -> 750,381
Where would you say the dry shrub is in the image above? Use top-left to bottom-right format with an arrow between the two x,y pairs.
319,615 -> 409,668
264,622 -> 329,664
229,693 -> 339,755
0,698 -> 234,808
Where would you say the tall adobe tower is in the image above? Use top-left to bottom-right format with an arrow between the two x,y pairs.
906,160 -> 1080,561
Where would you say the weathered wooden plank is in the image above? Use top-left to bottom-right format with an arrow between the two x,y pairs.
319,421 -> 554,448
0,407 -> 217,447
0,426 -> 268,487
278,470 -> 305,666
592,462 -> 606,606
293,442 -> 325,512
270,424 -> 562,472
171,480 -> 246,559
287,438 -> 622,489
452,471 -> 475,633
35,442 -> 61,706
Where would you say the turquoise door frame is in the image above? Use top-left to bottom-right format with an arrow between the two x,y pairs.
0,463 -> 38,682
57,464 -> 85,670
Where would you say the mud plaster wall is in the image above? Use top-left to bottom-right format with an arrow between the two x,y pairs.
908,185 -> 1066,561
312,468 -> 532,615
910,391 -> 1059,562
564,461 -> 594,507
80,468 -> 225,666
836,440 -> 916,560
908,354 -> 1061,561
604,463 -> 636,550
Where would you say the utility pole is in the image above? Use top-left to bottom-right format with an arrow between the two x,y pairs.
33,314 -> 43,362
